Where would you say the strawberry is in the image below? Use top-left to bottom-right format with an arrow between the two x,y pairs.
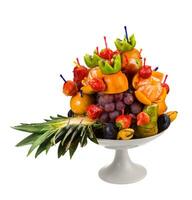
115,115 -> 132,129
88,78 -> 106,92
87,104 -> 103,120
137,112 -> 150,126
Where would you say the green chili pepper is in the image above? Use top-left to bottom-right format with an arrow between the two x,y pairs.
84,53 -> 101,68
114,34 -> 136,52
98,54 -> 121,75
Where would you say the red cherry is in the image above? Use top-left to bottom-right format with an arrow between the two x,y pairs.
63,80 -> 78,96
162,83 -> 169,93
162,75 -> 170,93
87,104 -> 103,119
139,58 -> 152,79
99,49 -> 114,60
73,58 -> 89,83
60,75 -> 78,96
99,36 -> 114,60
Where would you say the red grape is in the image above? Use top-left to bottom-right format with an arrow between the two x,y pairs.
130,102 -> 143,114
109,111 -> 120,121
123,93 -> 134,105
103,94 -> 114,103
104,103 -> 115,112
99,112 -> 109,122
114,93 -> 123,101
115,101 -> 125,111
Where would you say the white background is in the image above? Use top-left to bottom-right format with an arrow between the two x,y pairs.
0,0 -> 191,199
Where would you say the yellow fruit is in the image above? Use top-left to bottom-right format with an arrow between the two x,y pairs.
70,93 -> 94,114
166,111 -> 178,122
135,90 -> 152,105
117,128 -> 134,140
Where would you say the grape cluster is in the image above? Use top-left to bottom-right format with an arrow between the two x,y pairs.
97,90 -> 143,122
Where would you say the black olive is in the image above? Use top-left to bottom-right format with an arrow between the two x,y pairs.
157,114 -> 171,133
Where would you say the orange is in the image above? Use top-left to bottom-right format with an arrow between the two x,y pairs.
121,49 -> 142,74
103,71 -> 128,94
135,90 -> 152,105
70,93 -> 94,114
152,71 -> 164,81
88,67 -> 103,79
81,67 -> 103,94
155,88 -> 167,115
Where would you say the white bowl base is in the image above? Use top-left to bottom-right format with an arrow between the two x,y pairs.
98,149 -> 146,184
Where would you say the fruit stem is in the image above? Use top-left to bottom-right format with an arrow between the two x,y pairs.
139,48 -> 142,55
124,26 -> 128,42
96,46 -> 99,55
143,58 -> 146,67
76,58 -> 80,66
60,74 -> 66,82
80,90 -> 83,97
104,36 -> 108,49
153,67 -> 159,71
163,74 -> 168,84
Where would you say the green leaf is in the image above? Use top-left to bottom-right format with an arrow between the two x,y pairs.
61,126 -> 77,145
58,141 -> 66,158
87,126 -> 98,144
35,140 -> 49,158
66,125 -> 82,151
27,130 -> 55,156
16,133 -> 40,147
80,128 -> 88,147
69,139 -> 79,159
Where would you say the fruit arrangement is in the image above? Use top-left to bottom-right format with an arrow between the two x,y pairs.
13,27 -> 177,158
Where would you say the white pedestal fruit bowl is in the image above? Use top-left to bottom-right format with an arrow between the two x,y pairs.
98,132 -> 164,184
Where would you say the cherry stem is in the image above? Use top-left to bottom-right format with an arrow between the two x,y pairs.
153,67 -> 159,71
80,90 -> 83,97
139,48 -> 142,55
76,58 -> 80,66
144,58 -> 146,67
104,36 -> 108,49
96,46 -> 99,54
60,74 -> 66,82
124,26 -> 128,42
163,74 -> 168,84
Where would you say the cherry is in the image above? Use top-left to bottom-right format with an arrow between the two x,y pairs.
60,74 -> 78,96
162,74 -> 170,93
139,58 -> 152,79
99,36 -> 114,60
73,58 -> 88,83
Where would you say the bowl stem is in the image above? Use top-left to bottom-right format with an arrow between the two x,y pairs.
98,149 -> 147,184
